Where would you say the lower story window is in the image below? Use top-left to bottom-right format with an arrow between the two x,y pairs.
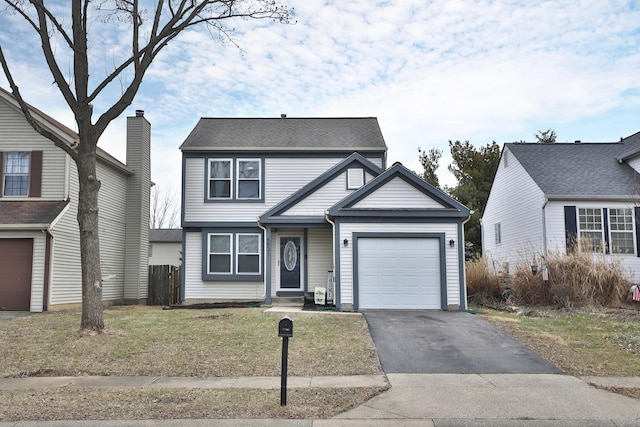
208,234 -> 232,274
237,234 -> 260,274
578,208 -> 604,252
609,208 -> 634,254
207,232 -> 261,276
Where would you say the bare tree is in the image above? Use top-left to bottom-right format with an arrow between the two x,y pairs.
150,184 -> 179,229
0,0 -> 291,331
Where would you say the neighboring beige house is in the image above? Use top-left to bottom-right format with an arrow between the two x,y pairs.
149,228 -> 182,266
0,87 -> 150,312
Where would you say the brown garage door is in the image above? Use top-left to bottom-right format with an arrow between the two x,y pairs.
0,239 -> 33,311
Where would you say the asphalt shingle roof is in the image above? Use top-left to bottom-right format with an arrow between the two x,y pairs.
507,133 -> 640,199
179,117 -> 387,151
0,200 -> 69,226
149,229 -> 182,243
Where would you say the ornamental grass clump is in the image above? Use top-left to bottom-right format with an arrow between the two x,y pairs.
510,248 -> 631,307
466,256 -> 505,305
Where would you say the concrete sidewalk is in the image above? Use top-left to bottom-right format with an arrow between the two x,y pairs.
0,374 -> 639,426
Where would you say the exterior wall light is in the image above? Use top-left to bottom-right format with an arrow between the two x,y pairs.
343,238 -> 349,246
449,239 -> 455,248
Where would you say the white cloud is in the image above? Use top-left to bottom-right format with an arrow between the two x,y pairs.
1,0 -> 640,206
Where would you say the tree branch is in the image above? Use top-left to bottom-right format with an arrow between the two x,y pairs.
0,46 -> 79,160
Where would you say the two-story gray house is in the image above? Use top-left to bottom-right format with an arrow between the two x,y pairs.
180,117 -> 470,311
0,87 -> 150,312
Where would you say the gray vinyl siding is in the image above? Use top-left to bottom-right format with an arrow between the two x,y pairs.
98,161 -> 129,302
123,116 -> 150,301
306,228 -> 333,294
482,147 -> 546,270
183,156 -> 366,223
351,177 -> 445,209
183,231 -> 264,301
49,159 -> 130,305
0,102 -> 68,199
339,223 -> 460,307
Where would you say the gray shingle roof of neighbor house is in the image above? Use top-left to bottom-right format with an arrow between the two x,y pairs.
0,200 -> 69,227
149,229 -> 182,243
179,117 -> 388,151
506,131 -> 640,200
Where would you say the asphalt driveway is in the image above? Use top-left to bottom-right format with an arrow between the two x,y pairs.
363,310 -> 562,374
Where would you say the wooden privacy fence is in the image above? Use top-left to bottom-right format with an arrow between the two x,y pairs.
148,265 -> 181,306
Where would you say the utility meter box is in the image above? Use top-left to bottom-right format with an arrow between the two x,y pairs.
278,315 -> 293,338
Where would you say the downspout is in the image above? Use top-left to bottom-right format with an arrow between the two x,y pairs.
325,211 -> 338,308
542,198 -> 548,253
460,212 -> 472,311
257,219 -> 271,305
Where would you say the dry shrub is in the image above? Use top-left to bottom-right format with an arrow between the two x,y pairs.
466,256 -> 505,305
510,249 -> 631,307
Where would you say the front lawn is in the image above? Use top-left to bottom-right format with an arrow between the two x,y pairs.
0,306 -> 386,421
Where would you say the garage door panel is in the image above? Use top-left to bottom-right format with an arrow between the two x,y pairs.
358,237 -> 441,309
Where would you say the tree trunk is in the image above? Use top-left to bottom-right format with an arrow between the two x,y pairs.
76,131 -> 104,331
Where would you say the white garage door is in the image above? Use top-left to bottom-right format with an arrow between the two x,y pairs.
357,237 -> 441,309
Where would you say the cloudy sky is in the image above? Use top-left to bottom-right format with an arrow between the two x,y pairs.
1,0 -> 640,205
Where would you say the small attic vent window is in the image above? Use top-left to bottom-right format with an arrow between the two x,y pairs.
347,168 -> 364,189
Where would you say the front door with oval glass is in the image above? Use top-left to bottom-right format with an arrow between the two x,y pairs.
279,236 -> 302,291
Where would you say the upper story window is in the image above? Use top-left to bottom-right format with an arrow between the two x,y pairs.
237,160 -> 260,199
347,167 -> 364,189
495,223 -> 501,245
3,152 -> 30,197
209,159 -> 232,199
207,158 -> 262,201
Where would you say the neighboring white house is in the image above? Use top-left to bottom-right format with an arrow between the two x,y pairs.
0,87 -> 150,312
149,228 -> 182,266
482,132 -> 640,281
180,117 -> 470,311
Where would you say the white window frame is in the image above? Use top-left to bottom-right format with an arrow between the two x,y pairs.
236,159 -> 261,200
208,159 -> 233,200
3,151 -> 30,197
495,223 -> 501,245
578,208 -> 605,253
207,233 -> 232,274
608,208 -> 635,254
347,168 -> 365,190
236,233 -> 261,274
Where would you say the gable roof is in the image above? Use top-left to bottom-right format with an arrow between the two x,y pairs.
179,117 -> 387,152
506,136 -> 640,200
328,163 -> 470,218
259,153 -> 383,224
0,87 -> 133,175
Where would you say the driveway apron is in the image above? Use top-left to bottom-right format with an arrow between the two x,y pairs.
363,310 -> 562,374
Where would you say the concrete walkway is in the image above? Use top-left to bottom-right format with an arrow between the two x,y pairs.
0,374 -> 639,426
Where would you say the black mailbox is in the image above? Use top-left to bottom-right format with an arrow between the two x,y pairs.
278,315 -> 293,338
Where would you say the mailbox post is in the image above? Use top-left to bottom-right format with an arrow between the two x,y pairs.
278,315 -> 293,406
